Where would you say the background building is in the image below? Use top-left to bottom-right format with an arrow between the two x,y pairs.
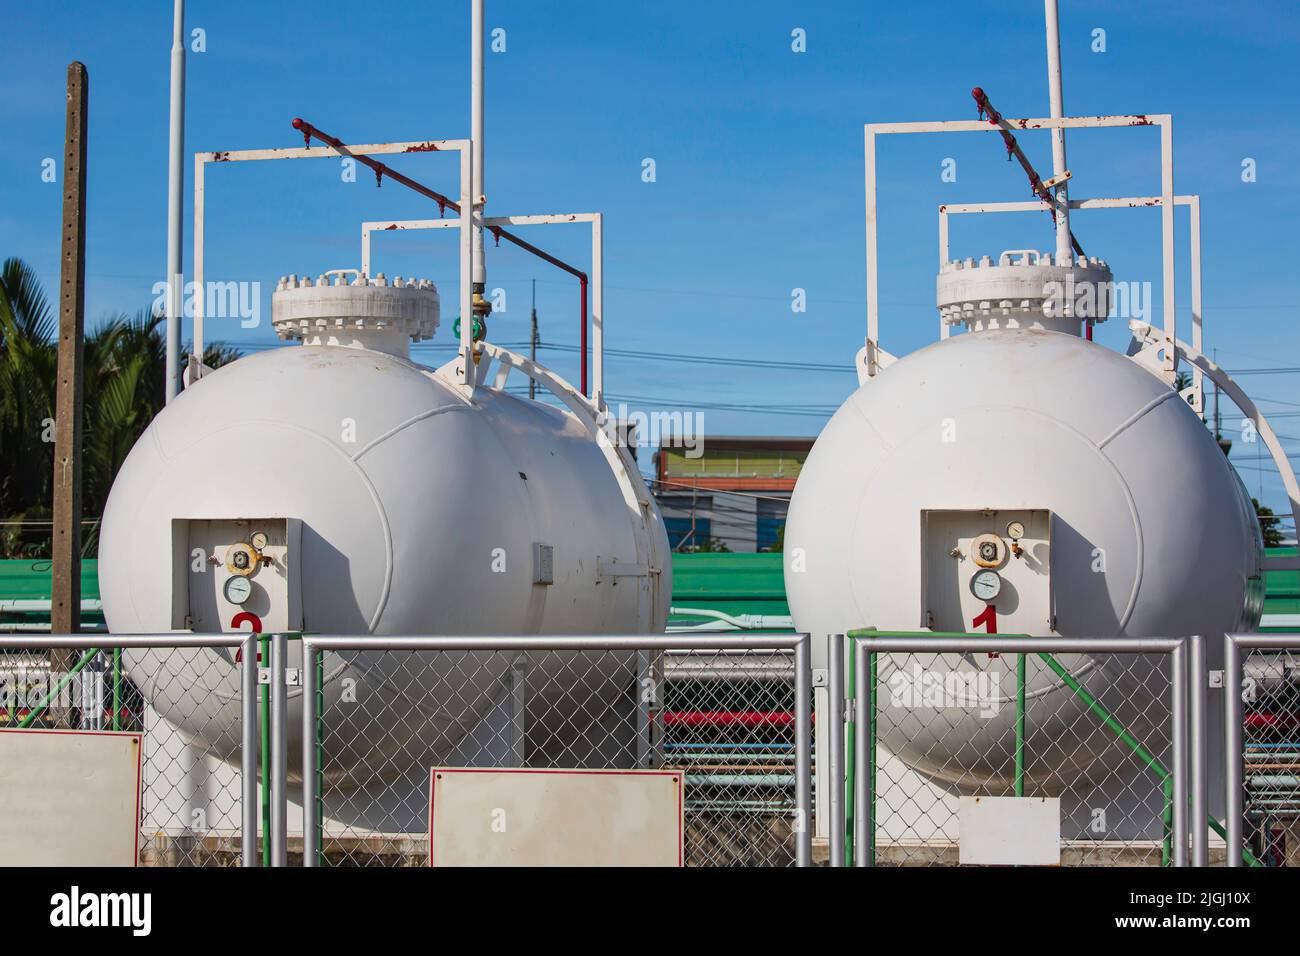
652,436 -> 813,553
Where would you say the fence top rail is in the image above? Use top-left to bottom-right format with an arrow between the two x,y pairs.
852,636 -> 1183,654
1,634 -> 251,649
302,633 -> 808,653
1226,633 -> 1300,650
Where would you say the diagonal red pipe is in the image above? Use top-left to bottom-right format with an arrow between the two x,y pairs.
292,117 -> 591,396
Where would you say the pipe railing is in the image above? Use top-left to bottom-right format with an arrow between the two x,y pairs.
298,632 -> 813,867
0,633 -> 262,867
844,631 -> 1203,867
290,117 -> 594,396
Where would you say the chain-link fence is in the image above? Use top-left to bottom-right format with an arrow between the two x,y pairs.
300,635 -> 812,867
847,633 -> 1190,867
1226,633 -> 1300,867
0,635 -> 258,867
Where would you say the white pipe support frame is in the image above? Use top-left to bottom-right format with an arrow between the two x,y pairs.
1128,321 -> 1300,571
191,139 -> 475,387
939,193 -> 1204,410
864,114 -> 1175,379
360,212 -> 607,410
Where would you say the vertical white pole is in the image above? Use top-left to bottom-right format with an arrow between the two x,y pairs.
471,0 -> 486,293
863,127 -> 879,373
459,144 -> 474,386
592,213 -> 604,412
192,154 -> 204,369
938,208 -> 950,341
1190,196 -> 1203,408
1043,0 -> 1072,265
1160,119 -> 1177,376
360,224 -> 372,278
165,0 -> 186,401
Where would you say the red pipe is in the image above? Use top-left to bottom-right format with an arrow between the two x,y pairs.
969,89 -> 1085,259
662,710 -> 794,729
292,117 -> 591,395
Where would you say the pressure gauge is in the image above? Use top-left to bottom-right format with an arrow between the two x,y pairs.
225,542 -> 258,576
970,569 -> 1002,602
1006,521 -> 1025,540
250,531 -> 269,551
970,533 -> 1006,568
223,575 -> 253,606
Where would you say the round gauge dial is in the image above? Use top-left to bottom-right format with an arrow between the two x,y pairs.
969,569 -> 1002,602
1006,521 -> 1026,540
225,542 -> 257,576
250,532 -> 269,551
224,575 -> 253,606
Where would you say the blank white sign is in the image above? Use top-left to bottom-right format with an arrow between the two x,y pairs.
0,730 -> 141,866
429,768 -> 683,867
959,796 -> 1060,866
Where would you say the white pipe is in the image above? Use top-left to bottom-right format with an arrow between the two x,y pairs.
471,0 -> 486,289
165,0 -> 185,401
1043,0 -> 1072,265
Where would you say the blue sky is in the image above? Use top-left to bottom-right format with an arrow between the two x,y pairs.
3,0 -> 1298,519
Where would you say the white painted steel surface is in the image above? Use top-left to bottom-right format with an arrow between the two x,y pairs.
788,328 -> 1261,837
99,326 -> 670,828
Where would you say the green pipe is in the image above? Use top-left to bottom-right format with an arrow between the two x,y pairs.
1041,650 -> 1264,868
111,648 -> 121,731
1015,654 -> 1026,797
259,633 -> 270,868
844,643 -> 856,867
1037,652 -> 1168,779
18,648 -> 99,729
868,650 -> 878,866
1161,777 -> 1174,867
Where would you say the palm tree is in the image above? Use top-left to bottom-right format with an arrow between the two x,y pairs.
0,257 -> 241,557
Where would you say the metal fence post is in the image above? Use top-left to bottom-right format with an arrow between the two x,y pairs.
635,649 -> 652,769
1171,637 -> 1188,867
301,639 -> 319,867
270,632 -> 288,867
240,634 -> 259,867
1223,633 -> 1243,868
794,633 -> 813,867
853,638 -> 871,867
509,654 -> 527,767
827,634 -> 846,867
1189,634 -> 1207,867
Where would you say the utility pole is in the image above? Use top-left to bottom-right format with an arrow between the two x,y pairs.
51,61 -> 89,727
529,279 -> 539,400
165,0 -> 186,403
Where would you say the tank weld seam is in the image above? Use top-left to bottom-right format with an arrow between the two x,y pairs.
352,404 -> 474,461
1097,389 -> 1178,450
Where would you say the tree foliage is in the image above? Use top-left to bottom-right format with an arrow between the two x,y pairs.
0,258 -> 240,557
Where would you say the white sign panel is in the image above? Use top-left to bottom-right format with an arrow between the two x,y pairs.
959,796 -> 1060,866
0,730 -> 142,866
429,768 -> 683,867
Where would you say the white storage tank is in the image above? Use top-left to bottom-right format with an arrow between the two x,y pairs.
786,252 -> 1263,840
98,271 -> 670,828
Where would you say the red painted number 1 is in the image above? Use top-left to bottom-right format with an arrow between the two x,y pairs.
972,604 -> 998,659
